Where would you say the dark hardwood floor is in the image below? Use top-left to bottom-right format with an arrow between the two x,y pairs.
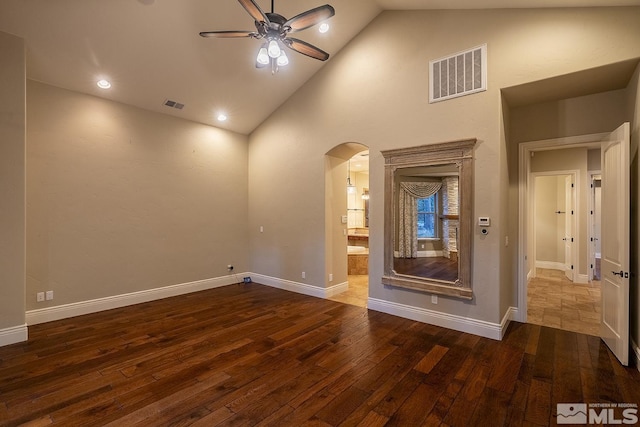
394,256 -> 458,282
1,283 -> 639,426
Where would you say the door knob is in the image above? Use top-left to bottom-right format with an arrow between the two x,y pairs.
612,270 -> 624,276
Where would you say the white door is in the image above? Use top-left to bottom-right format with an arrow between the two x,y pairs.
564,175 -> 574,281
600,122 -> 630,366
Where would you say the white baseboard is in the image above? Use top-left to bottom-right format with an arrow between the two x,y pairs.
535,261 -> 565,271
632,338 -> 640,373
0,324 -> 28,346
367,297 -> 516,341
500,307 -> 519,339
325,281 -> 349,297
575,274 -> 589,284
26,274 -> 241,326
250,273 -> 335,298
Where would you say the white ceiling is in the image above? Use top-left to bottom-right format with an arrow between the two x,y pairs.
1,0 -> 639,135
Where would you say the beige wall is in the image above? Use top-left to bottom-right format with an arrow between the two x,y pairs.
249,7 -> 640,324
26,81 -> 249,310
325,155 -> 349,287
510,89 -> 628,144
0,32 -> 26,336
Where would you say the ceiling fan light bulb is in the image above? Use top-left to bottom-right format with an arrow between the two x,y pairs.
268,40 -> 281,58
257,47 -> 269,65
277,51 -> 289,67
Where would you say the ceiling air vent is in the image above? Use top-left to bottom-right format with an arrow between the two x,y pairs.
429,44 -> 487,103
163,99 -> 185,110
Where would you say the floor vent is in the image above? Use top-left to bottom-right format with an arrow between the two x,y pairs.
429,44 -> 487,103
163,99 -> 185,110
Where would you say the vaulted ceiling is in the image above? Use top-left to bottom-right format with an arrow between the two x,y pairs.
2,0 -> 639,134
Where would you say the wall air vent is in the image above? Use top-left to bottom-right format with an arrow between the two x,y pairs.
429,44 -> 487,103
163,99 -> 185,110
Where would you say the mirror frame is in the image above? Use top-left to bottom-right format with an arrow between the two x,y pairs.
381,138 -> 476,300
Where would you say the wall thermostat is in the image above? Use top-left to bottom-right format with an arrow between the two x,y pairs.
478,217 -> 491,226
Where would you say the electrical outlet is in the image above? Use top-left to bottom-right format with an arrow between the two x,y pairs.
431,294 -> 438,304
45,290 -> 54,301
227,264 -> 234,271
37,292 -> 45,302
329,273 -> 333,282
302,271 -> 306,279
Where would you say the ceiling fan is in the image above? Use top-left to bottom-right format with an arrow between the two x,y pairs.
199,0 -> 335,74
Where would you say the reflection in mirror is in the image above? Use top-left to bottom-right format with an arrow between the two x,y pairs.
381,139 -> 476,300
393,165 -> 459,283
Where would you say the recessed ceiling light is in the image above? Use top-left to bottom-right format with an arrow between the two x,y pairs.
217,113 -> 228,122
97,79 -> 111,89
319,23 -> 329,34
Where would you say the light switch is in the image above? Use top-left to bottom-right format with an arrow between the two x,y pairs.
478,217 -> 490,226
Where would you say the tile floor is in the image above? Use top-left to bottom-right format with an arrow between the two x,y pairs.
527,268 -> 601,336
328,275 -> 368,308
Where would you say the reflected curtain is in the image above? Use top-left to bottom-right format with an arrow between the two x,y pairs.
398,182 -> 442,258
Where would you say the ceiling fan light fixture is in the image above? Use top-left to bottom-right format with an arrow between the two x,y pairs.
256,46 -> 270,65
319,23 -> 329,33
277,51 -> 289,67
200,1 -> 335,73
268,39 -> 281,58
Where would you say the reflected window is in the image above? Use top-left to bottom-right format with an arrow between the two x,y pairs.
417,195 -> 437,238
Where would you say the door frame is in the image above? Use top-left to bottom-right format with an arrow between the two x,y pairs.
588,172 -> 602,281
517,132 -> 607,323
529,171 -> 578,280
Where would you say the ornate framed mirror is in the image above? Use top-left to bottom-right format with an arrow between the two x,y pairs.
381,138 -> 476,299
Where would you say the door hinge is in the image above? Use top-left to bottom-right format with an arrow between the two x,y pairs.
571,265 -> 574,270
571,237 -> 574,242
571,183 -> 574,188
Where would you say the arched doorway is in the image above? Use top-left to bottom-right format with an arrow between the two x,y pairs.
324,143 -> 369,307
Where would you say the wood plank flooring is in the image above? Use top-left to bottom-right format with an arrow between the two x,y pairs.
1,282 -> 639,426
393,257 -> 458,282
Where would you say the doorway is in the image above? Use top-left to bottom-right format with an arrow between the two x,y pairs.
518,136 -> 604,336
325,144 -> 369,308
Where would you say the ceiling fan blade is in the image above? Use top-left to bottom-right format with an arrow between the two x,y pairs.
238,0 -> 270,23
199,30 -> 257,38
284,38 -> 330,61
284,5 -> 335,32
